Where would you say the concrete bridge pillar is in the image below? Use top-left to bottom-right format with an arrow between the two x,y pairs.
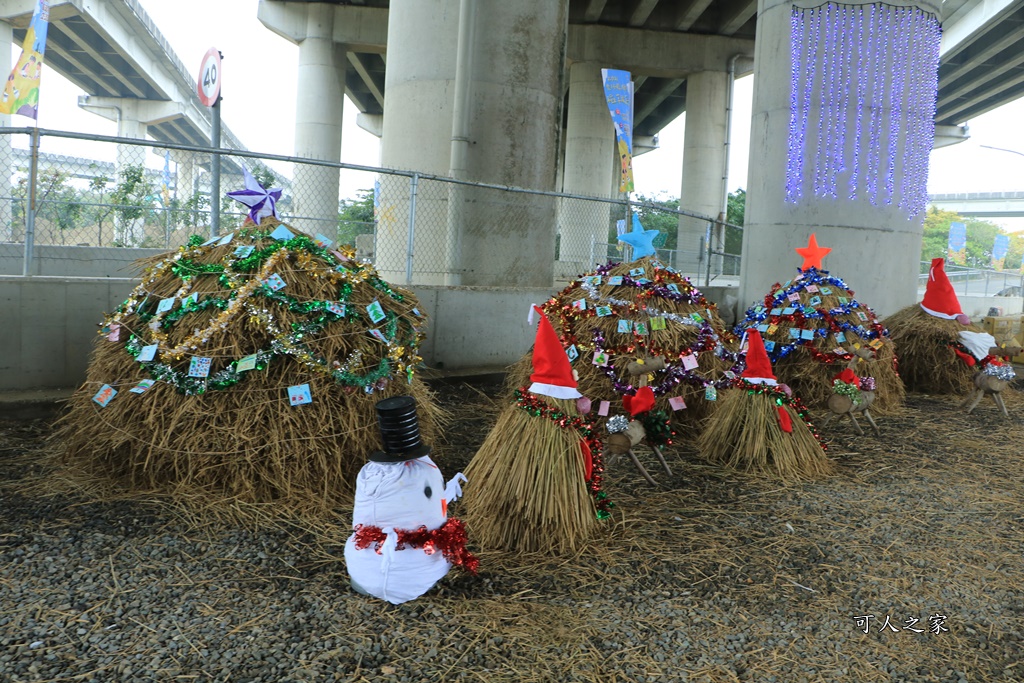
740,0 -> 943,316
0,20 -> 12,242
678,70 -> 729,275
293,3 -> 345,238
559,61 -> 615,273
170,151 -> 197,199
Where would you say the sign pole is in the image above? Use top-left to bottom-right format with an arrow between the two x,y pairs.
197,47 -> 223,238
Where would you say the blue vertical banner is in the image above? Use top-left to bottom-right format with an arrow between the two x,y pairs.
601,68 -> 634,193
947,221 -> 967,265
160,151 -> 172,207
0,1 -> 49,118
992,233 -> 1010,271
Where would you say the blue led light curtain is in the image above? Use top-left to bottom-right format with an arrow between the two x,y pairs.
786,2 -> 941,218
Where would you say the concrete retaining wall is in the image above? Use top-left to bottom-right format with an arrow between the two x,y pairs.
0,244 -> 163,278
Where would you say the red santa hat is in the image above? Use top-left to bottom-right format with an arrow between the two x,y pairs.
740,329 -> 778,386
920,258 -> 964,319
529,306 -> 582,400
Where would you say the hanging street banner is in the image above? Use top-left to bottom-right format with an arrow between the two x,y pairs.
602,68 -> 634,193
992,233 -> 1010,271
947,222 -> 967,265
0,0 -> 50,118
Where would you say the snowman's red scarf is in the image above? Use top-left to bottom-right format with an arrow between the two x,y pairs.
352,518 -> 479,575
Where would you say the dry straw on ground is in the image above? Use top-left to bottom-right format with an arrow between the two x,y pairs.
736,267 -> 905,413
462,395 -> 599,555
55,218 -> 442,517
504,257 -> 740,427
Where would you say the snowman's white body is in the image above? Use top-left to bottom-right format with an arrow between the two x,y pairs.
344,455 -> 464,604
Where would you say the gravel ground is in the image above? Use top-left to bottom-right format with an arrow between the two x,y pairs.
2,378 -> 1024,682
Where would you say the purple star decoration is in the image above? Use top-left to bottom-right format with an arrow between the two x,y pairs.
227,167 -> 282,225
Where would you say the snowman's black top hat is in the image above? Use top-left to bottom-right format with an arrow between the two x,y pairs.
369,395 -> 432,462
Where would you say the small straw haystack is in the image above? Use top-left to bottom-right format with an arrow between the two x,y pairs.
56,218 -> 440,515
735,235 -> 904,413
698,330 -> 833,481
505,257 -> 741,427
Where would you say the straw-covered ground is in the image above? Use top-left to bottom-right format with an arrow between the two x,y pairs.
2,376 -> 1024,682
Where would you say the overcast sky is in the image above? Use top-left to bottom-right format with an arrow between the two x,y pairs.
18,0 -> 1024,230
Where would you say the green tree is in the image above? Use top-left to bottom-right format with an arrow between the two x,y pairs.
12,170 -> 84,245
111,164 -> 154,247
87,173 -> 115,247
338,190 -> 375,247
724,188 -> 745,262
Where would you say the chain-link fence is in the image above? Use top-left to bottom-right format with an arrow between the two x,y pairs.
0,127 -> 741,285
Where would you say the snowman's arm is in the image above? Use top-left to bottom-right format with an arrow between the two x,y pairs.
444,472 -> 468,503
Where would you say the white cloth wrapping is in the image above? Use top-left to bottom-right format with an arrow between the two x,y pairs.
344,455 -> 466,604
958,331 -> 998,361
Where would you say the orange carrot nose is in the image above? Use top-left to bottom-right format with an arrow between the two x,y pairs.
441,498 -> 448,517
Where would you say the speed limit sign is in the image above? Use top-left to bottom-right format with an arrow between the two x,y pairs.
197,48 -> 222,107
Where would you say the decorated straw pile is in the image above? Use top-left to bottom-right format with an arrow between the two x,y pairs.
57,205 -> 438,514
506,256 -> 741,427
735,235 -> 904,413
698,330 -> 833,481
464,309 -> 610,555
886,257 -> 1012,396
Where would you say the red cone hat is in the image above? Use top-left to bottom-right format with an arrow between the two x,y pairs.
529,306 -> 582,399
920,258 -> 964,319
741,329 -> 778,385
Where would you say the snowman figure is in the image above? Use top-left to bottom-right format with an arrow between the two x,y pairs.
344,396 -> 478,604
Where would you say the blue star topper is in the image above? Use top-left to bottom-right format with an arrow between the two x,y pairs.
226,167 -> 282,225
618,213 -> 660,259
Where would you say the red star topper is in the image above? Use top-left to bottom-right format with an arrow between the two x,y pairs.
795,233 -> 831,270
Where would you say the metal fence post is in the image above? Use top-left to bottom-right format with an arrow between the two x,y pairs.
405,173 -> 419,285
22,127 -> 39,277
704,221 -> 713,287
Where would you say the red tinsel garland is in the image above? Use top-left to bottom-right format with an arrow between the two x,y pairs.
352,518 -> 480,575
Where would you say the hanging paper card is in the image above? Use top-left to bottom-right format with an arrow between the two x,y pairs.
566,345 -> 579,362
690,313 -> 704,323
833,347 -> 847,355
617,320 -> 631,333
326,301 -> 345,316
634,322 -> 649,335
572,299 -> 587,311
767,324 -> 778,335
217,232 -> 233,246
809,296 -> 822,306
869,338 -> 884,349
270,225 -> 294,241
596,306 -> 613,317
137,344 -> 158,362
188,357 -> 212,378
233,245 -> 254,258
650,317 -> 666,331
92,384 -> 117,407
789,328 -> 802,339
264,274 -> 287,291
820,287 -> 832,295
366,300 -> 386,324
201,235 -> 220,246
412,308 -> 422,317
597,400 -> 610,416
802,305 -> 815,315
666,283 -> 680,294
582,275 -> 602,286
787,292 -> 800,302
681,353 -> 699,370
129,379 -> 155,394
607,276 -> 623,286
704,386 -> 717,401
635,278 -> 651,285
629,267 -> 645,277
856,311 -> 869,322
782,307 -> 795,315
156,298 -> 175,314
801,329 -> 815,340
756,324 -> 769,333
184,292 -> 199,307
668,396 -> 687,411
835,331 -> 846,342
805,284 -> 819,293
838,296 -> 849,304
236,354 -> 258,372
314,233 -> 334,249
764,340 -> 776,352
593,350 -> 609,366
108,324 -> 121,342
771,308 -> 783,315
773,289 -> 785,298
288,383 -> 313,406
369,329 -> 388,343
